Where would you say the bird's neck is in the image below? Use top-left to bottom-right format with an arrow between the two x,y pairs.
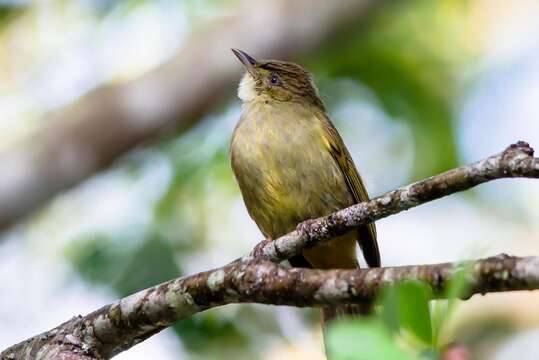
242,96 -> 324,114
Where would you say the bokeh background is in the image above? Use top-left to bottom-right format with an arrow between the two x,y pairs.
1,0 -> 539,359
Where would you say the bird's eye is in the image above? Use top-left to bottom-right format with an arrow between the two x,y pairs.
270,74 -> 280,85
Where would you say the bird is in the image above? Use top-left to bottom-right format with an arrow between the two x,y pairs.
229,49 -> 380,325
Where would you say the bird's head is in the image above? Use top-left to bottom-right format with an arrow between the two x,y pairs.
232,48 -> 324,109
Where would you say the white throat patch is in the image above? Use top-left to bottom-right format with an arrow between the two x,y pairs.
237,73 -> 257,102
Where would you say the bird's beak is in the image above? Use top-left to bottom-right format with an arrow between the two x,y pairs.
232,48 -> 259,78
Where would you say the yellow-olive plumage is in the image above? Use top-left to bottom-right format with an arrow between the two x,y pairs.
230,49 -> 380,320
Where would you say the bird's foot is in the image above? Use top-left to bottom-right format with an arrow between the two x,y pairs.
296,219 -> 318,244
296,219 -> 319,249
251,237 -> 273,259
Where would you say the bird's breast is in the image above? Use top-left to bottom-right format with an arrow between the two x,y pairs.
231,101 -> 352,238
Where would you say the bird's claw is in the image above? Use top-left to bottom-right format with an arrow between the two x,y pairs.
252,237 -> 273,259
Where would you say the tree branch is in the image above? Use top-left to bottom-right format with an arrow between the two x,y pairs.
4,255 -> 539,360
2,141 -> 538,359
254,141 -> 539,262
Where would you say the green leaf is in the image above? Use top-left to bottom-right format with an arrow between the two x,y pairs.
381,281 -> 434,345
326,318 -> 416,360
445,266 -> 472,300
431,265 -> 472,347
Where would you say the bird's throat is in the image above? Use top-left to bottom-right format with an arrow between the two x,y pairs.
237,73 -> 258,102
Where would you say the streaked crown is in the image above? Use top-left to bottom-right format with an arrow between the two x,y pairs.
232,49 -> 325,110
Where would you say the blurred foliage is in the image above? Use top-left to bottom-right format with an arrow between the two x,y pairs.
309,0 -> 478,179
173,312 -> 248,353
0,3 -> 22,28
66,232 -> 182,296
152,109 -> 238,252
154,119 -> 234,229
89,0 -> 239,26
327,318 -> 416,360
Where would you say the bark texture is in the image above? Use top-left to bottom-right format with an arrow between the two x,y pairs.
2,142 -> 539,359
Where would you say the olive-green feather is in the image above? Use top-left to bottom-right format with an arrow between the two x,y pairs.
316,111 -> 380,267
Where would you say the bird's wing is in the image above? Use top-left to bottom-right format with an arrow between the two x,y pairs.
317,112 -> 381,267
